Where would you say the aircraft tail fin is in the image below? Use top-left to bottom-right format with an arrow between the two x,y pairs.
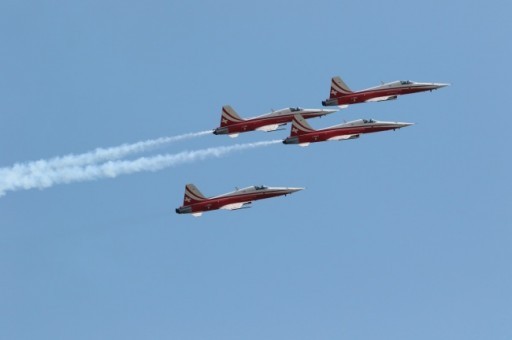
330,76 -> 352,98
184,183 -> 207,205
290,114 -> 315,137
221,105 -> 244,127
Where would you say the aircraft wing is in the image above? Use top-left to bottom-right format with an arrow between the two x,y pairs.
220,202 -> 252,210
255,124 -> 284,132
365,95 -> 398,102
327,134 -> 360,141
192,212 -> 203,217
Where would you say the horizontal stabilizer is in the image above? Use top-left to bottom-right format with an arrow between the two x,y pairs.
228,133 -> 239,138
299,143 -> 310,147
192,212 -> 203,217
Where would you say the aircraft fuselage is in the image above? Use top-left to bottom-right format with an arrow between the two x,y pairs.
176,186 -> 303,215
283,120 -> 413,145
213,108 -> 336,135
323,81 -> 449,106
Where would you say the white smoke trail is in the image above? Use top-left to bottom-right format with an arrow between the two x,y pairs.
0,140 -> 280,197
0,130 -> 211,192
10,130 -> 212,171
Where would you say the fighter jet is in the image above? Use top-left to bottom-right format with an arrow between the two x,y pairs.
283,114 -> 413,147
175,183 -> 304,217
322,76 -> 449,107
213,105 -> 337,138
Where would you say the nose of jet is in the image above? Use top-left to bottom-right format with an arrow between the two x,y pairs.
397,122 -> 414,128
286,187 -> 305,194
432,82 -> 450,89
323,109 -> 339,115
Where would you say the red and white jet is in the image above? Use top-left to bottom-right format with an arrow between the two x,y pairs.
283,114 -> 413,147
213,105 -> 337,138
175,183 -> 304,217
322,76 -> 449,107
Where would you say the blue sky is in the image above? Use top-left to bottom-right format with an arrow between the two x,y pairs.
1,1 -> 511,339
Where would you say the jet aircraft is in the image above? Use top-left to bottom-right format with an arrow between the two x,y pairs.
283,114 -> 413,147
175,183 -> 304,217
322,76 -> 449,107
213,105 -> 337,138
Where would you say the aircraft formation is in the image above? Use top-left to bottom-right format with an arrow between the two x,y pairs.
176,75 -> 449,216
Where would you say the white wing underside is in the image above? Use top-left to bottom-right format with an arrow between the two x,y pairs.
220,202 -> 251,210
328,134 -> 360,141
365,95 -> 398,102
256,124 -> 283,132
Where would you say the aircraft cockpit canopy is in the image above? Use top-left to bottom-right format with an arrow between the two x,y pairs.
254,185 -> 268,190
289,107 -> 303,112
362,119 -> 376,124
400,80 -> 413,85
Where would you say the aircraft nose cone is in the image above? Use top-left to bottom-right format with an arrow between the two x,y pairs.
398,122 -> 414,128
434,82 -> 450,89
287,187 -> 305,193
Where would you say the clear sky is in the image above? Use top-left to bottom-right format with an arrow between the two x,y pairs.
1,1 -> 511,339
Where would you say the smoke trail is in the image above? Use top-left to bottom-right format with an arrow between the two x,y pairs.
9,130 -> 212,172
0,140 -> 280,197
0,130 -> 211,192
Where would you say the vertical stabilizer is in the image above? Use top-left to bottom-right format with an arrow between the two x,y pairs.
330,76 -> 352,98
221,105 -> 244,127
184,183 -> 207,205
290,114 -> 315,137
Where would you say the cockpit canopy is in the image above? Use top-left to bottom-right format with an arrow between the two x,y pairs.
362,119 -> 376,124
289,107 -> 302,112
400,80 -> 413,85
254,185 -> 268,190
